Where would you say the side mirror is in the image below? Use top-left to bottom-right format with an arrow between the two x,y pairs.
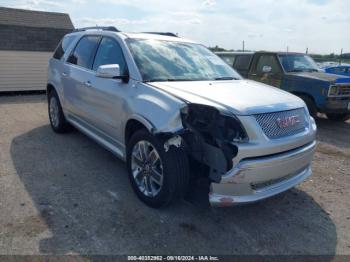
67,54 -> 77,65
262,65 -> 272,73
96,64 -> 121,78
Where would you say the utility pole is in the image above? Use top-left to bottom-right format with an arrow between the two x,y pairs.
339,48 -> 343,65
287,46 -> 289,53
306,47 -> 308,54
242,40 -> 245,52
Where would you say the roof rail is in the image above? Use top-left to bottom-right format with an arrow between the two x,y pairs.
73,26 -> 120,32
143,32 -> 178,37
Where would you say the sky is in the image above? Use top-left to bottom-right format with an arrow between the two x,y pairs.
0,0 -> 349,54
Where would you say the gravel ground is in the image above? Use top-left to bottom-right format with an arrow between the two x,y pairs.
0,94 -> 349,256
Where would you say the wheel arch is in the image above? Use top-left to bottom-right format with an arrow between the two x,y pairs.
124,115 -> 155,145
46,83 -> 56,95
290,91 -> 316,103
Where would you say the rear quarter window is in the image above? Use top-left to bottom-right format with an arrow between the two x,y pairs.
53,35 -> 76,60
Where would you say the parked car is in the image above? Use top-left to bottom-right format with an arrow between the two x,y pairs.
47,27 -> 316,208
217,51 -> 350,121
325,65 -> 350,77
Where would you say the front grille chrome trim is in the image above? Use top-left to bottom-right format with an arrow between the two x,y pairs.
254,108 -> 308,139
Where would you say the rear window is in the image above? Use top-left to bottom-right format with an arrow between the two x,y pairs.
53,35 -> 76,60
218,54 -> 236,67
233,55 -> 253,70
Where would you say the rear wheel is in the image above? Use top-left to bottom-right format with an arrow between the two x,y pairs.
326,113 -> 350,122
48,90 -> 71,133
126,129 -> 189,208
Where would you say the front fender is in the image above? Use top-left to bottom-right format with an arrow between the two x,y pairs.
283,75 -> 329,108
124,82 -> 186,135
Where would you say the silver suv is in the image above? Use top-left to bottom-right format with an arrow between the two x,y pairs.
47,26 -> 317,208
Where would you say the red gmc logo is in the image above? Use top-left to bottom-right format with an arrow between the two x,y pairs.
276,115 -> 300,128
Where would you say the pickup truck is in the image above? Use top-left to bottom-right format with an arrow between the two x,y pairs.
216,51 -> 350,121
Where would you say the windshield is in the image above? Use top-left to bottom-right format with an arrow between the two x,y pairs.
126,39 -> 242,82
278,54 -> 320,72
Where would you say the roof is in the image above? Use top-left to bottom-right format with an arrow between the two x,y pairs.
215,51 -> 254,55
120,32 -> 195,43
0,7 -> 73,29
0,7 -> 74,52
63,25 -> 198,45
326,65 -> 350,69
255,51 -> 306,56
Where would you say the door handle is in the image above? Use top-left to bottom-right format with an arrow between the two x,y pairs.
62,72 -> 68,77
84,81 -> 92,87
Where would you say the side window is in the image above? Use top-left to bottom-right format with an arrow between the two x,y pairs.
69,36 -> 101,69
92,37 -> 127,74
53,35 -> 76,60
234,55 -> 253,70
256,55 -> 281,74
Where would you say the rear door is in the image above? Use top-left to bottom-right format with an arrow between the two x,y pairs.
63,35 -> 101,123
248,54 -> 283,88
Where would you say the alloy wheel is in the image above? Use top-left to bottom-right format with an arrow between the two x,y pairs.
131,140 -> 164,197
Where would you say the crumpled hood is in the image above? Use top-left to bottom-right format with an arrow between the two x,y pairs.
149,80 -> 305,115
288,71 -> 350,83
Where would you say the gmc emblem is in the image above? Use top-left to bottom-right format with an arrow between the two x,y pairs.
276,115 -> 300,128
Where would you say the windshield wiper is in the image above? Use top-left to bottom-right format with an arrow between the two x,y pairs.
289,69 -> 304,72
289,68 -> 319,73
214,76 -> 238,80
145,78 -> 201,82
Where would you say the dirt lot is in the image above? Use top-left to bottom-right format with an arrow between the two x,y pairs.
0,94 -> 349,256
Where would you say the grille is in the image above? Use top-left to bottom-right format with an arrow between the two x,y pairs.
254,108 -> 308,139
337,86 -> 350,96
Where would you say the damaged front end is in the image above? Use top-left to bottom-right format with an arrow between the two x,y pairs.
179,104 -> 248,182
157,103 -> 248,191
154,102 -> 316,207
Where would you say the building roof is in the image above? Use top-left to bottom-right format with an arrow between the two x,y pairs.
0,7 -> 74,29
0,7 -> 74,52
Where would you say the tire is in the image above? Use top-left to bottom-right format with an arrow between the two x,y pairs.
326,113 -> 350,122
126,129 -> 190,208
48,89 -> 71,133
299,95 -> 317,118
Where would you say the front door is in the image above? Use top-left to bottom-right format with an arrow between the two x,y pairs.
84,36 -> 130,144
248,54 -> 283,88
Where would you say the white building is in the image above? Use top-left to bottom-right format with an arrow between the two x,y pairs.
0,7 -> 74,92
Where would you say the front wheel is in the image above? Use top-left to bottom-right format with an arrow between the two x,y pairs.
126,129 -> 190,208
326,113 -> 350,122
299,95 -> 317,118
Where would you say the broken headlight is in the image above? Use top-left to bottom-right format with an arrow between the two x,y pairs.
180,104 -> 248,143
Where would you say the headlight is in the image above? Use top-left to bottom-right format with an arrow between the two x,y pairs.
328,85 -> 338,96
180,104 -> 248,143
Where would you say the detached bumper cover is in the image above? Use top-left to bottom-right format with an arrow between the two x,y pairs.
209,140 -> 316,207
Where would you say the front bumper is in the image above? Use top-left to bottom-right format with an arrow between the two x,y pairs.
209,140 -> 316,207
323,97 -> 350,114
